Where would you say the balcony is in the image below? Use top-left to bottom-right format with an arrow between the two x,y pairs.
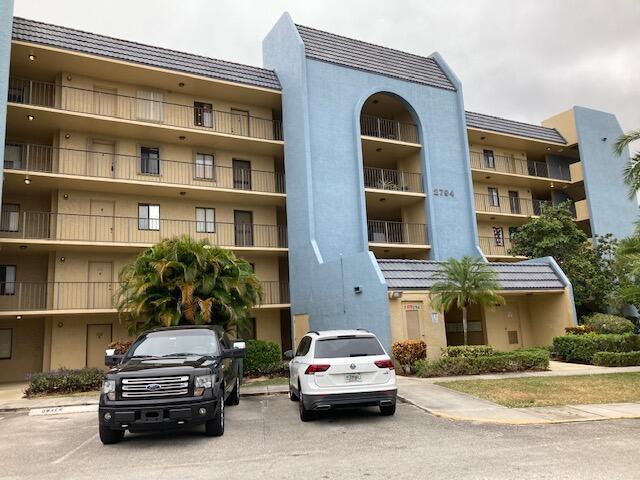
0,280 -> 290,314
474,193 -> 548,219
478,236 -> 526,260
363,166 -> 424,194
360,115 -> 419,144
0,211 -> 287,251
4,143 -> 285,198
7,78 -> 283,152
367,220 -> 428,245
469,151 -> 571,182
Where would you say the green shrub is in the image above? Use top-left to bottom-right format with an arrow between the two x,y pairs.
593,351 -> 640,367
392,340 -> 427,372
244,339 -> 282,376
25,368 -> 104,397
565,325 -> 595,335
441,345 -> 494,358
583,314 -> 635,334
415,349 -> 549,378
552,333 -> 639,364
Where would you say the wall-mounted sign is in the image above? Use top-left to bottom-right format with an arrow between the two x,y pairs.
431,312 -> 439,324
403,303 -> 422,311
433,188 -> 455,197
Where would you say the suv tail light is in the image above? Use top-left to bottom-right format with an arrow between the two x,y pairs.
375,359 -> 395,369
305,364 -> 331,374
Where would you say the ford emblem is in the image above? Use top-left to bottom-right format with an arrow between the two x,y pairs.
350,363 -> 356,370
146,383 -> 162,391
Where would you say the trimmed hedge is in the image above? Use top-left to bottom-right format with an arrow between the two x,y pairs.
415,349 -> 549,378
442,345 -> 494,358
244,339 -> 283,376
583,314 -> 635,334
593,351 -> 640,367
392,340 -> 427,371
552,333 -> 639,364
565,325 -> 595,335
25,368 -> 104,397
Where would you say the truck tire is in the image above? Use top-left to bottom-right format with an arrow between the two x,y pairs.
227,377 -> 240,406
99,426 -> 124,445
204,395 -> 224,437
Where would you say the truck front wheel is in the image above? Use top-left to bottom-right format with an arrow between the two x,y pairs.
99,426 -> 124,445
204,396 -> 225,437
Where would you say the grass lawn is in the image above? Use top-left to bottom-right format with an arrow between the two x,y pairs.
437,373 -> 640,408
243,376 -> 288,387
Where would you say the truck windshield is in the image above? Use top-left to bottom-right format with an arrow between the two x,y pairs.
314,336 -> 385,358
127,330 -> 220,358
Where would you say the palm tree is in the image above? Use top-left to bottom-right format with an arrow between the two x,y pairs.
614,129 -> 640,198
116,236 -> 262,335
430,257 -> 505,345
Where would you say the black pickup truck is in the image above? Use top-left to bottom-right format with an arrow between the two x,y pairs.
98,326 -> 245,444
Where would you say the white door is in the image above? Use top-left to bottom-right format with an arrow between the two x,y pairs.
503,302 -> 523,350
88,261 -> 113,309
90,200 -> 115,242
88,140 -> 116,178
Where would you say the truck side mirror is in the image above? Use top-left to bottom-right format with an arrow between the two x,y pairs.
105,348 -> 124,367
284,350 -> 294,360
233,341 -> 246,350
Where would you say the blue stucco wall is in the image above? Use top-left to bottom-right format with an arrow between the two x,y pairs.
574,106 -> 637,239
0,0 -> 14,212
263,13 -> 477,349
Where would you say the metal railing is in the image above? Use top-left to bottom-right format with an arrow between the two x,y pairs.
478,236 -> 521,257
0,211 -> 288,248
0,280 -> 290,312
360,114 -> 419,144
8,78 -> 283,141
469,151 -> 571,181
474,193 -> 549,216
367,220 -> 428,245
363,166 -> 423,193
4,143 -> 285,194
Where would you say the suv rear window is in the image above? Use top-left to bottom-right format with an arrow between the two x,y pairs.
314,336 -> 385,358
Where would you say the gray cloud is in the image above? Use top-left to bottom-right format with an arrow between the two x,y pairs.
12,0 -> 640,152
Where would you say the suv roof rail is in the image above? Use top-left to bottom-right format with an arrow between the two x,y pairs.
355,328 -> 370,333
307,330 -> 320,335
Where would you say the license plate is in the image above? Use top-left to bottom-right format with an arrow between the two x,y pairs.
345,373 -> 362,383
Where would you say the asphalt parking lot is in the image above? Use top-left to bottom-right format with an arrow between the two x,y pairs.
1,394 -> 638,480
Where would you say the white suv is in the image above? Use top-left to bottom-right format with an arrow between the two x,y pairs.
285,330 -> 397,421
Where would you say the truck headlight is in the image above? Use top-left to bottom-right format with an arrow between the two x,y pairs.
102,379 -> 116,401
194,374 -> 213,397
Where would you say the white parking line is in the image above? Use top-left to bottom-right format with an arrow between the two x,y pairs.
29,405 -> 98,416
52,433 -> 98,465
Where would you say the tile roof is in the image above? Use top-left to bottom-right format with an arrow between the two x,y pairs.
12,17 -> 281,91
378,259 -> 565,291
465,111 -> 566,144
295,24 -> 456,92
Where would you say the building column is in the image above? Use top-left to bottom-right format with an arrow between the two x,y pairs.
0,0 -> 14,211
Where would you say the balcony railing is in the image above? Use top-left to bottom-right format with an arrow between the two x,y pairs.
469,151 -> 571,181
0,211 -> 287,249
0,280 -> 290,312
4,143 -> 285,194
474,193 -> 549,216
8,78 -> 283,141
478,236 -> 521,258
363,166 -> 424,193
367,220 -> 428,245
360,115 -> 419,144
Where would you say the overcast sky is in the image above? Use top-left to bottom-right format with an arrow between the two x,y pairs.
12,0 -> 640,152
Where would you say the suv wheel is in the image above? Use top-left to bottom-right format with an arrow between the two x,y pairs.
380,404 -> 396,416
205,395 -> 225,437
289,382 -> 299,402
99,426 -> 124,445
227,377 -> 240,406
298,385 -> 314,422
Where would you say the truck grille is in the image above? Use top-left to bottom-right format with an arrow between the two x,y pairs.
121,376 -> 190,398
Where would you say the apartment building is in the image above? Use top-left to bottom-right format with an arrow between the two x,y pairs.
0,12 -> 635,380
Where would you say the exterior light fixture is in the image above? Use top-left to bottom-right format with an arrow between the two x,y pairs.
24,177 -> 31,185
485,176 -> 491,180
178,82 -> 185,87
179,191 -> 186,196
388,291 -> 403,299
59,256 -> 66,263
28,54 -> 36,61
601,137 -> 607,142
19,245 -> 27,250
379,197 -> 386,202
546,147 -> 551,151
27,114 -> 35,121
179,135 -> 186,141
64,133 -> 71,139
63,194 -> 69,199
57,322 -> 64,328
480,136 -> 486,140
375,148 -> 382,152
16,315 -> 22,320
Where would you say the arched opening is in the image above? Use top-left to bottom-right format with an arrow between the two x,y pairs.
359,92 -> 429,260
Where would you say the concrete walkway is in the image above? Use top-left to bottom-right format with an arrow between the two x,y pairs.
397,365 -> 640,425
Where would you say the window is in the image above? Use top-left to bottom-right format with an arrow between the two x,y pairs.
4,144 -> 22,169
0,329 -> 11,359
0,266 -> 16,296
508,190 -> 521,214
233,159 -> 252,190
194,102 -> 213,128
488,187 -> 500,207
136,90 -> 164,122
295,336 -> 312,356
483,149 -> 495,169
138,204 -> 160,231
195,207 -> 215,233
238,318 -> 256,341
140,146 -> 160,175
0,204 -> 20,232
195,153 -> 215,180
492,226 -> 504,247
314,336 -> 385,359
